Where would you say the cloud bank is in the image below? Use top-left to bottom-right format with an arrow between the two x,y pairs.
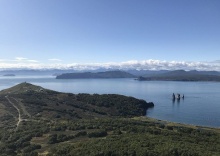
0,59 -> 219,71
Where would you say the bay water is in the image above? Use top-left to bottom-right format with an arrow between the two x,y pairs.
0,76 -> 219,128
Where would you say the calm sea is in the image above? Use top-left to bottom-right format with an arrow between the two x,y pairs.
0,76 -> 220,128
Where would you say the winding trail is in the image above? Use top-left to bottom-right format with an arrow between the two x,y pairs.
5,96 -> 22,130
12,97 -> 31,117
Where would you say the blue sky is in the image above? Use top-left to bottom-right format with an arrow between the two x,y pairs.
0,0 -> 220,70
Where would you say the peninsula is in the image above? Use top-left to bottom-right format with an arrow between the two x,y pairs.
137,70 -> 220,81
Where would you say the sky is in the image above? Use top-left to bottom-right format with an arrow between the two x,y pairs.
0,0 -> 220,70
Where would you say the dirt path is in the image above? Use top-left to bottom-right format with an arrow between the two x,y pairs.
12,97 -> 31,117
5,96 -> 22,130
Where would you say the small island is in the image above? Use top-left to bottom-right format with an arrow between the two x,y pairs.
56,70 -> 136,79
3,74 -> 15,77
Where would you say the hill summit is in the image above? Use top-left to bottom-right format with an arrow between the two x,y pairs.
0,82 -> 46,94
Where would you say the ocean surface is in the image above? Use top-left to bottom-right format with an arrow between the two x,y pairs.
0,75 -> 220,128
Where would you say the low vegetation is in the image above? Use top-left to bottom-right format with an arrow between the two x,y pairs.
0,118 -> 219,156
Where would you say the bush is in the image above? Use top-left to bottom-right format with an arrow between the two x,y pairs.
88,130 -> 108,138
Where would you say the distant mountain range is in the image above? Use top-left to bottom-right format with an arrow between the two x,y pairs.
137,70 -> 220,81
125,70 -> 170,76
0,69 -> 78,76
56,71 -> 136,79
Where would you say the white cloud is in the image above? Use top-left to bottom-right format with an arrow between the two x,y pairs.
211,60 -> 220,64
15,57 -> 28,61
48,58 -> 62,62
11,57 -> 39,63
27,60 -> 39,63
0,59 -> 219,71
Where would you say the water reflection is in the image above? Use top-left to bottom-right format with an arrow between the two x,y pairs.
172,97 -> 184,105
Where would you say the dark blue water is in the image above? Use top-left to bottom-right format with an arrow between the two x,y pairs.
0,76 -> 220,128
